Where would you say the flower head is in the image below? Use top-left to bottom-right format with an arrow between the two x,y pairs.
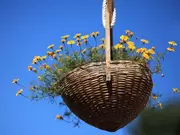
59,45 -> 63,50
55,49 -> 61,53
120,35 -> 129,42
16,89 -> 23,96
47,44 -> 54,49
74,33 -> 81,38
61,39 -> 66,43
12,78 -> 19,84
95,31 -> 99,36
142,52 -> 151,60
127,41 -> 135,46
147,49 -> 155,55
128,44 -> 136,51
91,32 -> 96,37
81,35 -> 89,39
61,35 -> 69,39
141,39 -> 149,44
47,51 -> 54,56
67,40 -> 75,45
52,53 -> 57,59
167,47 -> 175,52
33,68 -> 37,73
173,88 -> 179,93
168,41 -> 177,46
41,56 -> 47,61
101,38 -> 105,43
125,30 -> 131,35
56,115 -> 63,120
99,44 -> 105,49
28,66 -> 33,71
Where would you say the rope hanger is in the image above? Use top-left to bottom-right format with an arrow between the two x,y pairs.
102,0 -> 116,81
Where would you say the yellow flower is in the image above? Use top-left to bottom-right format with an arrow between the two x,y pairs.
147,49 -> 155,55
141,39 -> 149,44
56,115 -> 63,120
55,49 -> 61,53
34,56 -> 41,61
74,33 -> 81,38
120,35 -> 129,42
32,59 -> 37,64
28,66 -> 32,71
33,68 -> 37,73
125,30 -> 131,34
114,44 -> 124,49
142,52 -> 150,60
128,45 -> 136,51
91,32 -> 96,37
168,41 -> 177,46
127,41 -> 135,46
12,78 -> 19,84
136,48 -> 142,53
43,64 -> 50,70
16,89 -> 23,96
167,47 -> 175,52
95,31 -> 99,36
38,76 -> 43,81
81,35 -> 89,39
81,48 -> 86,54
99,44 -> 105,49
67,40 -> 75,45
101,38 -> 105,43
47,44 -> 54,49
130,32 -> 134,36
152,95 -> 158,100
61,39 -> 66,43
41,56 -> 47,61
61,35 -> 69,39
59,45 -> 63,50
52,53 -> 57,59
173,88 -> 179,93
47,51 -> 54,56
151,46 -> 155,50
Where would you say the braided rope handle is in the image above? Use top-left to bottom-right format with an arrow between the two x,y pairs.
103,0 -> 115,81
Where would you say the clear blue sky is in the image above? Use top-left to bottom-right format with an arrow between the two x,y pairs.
1,0 -> 180,135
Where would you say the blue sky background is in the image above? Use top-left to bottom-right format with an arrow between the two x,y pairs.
1,0 -> 180,135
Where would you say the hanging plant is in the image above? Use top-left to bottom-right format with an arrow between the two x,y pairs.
12,0 -> 179,132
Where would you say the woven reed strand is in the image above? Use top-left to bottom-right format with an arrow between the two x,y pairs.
58,60 -> 153,132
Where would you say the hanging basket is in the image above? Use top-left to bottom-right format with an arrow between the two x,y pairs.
58,60 -> 153,132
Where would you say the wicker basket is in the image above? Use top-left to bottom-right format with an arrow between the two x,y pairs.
58,60 -> 153,132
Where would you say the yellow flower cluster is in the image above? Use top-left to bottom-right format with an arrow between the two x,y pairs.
114,44 -> 124,49
167,41 -> 177,52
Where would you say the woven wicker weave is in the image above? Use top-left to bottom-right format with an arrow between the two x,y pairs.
58,60 -> 153,132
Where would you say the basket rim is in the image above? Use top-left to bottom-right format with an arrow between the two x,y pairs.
58,60 -> 152,83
